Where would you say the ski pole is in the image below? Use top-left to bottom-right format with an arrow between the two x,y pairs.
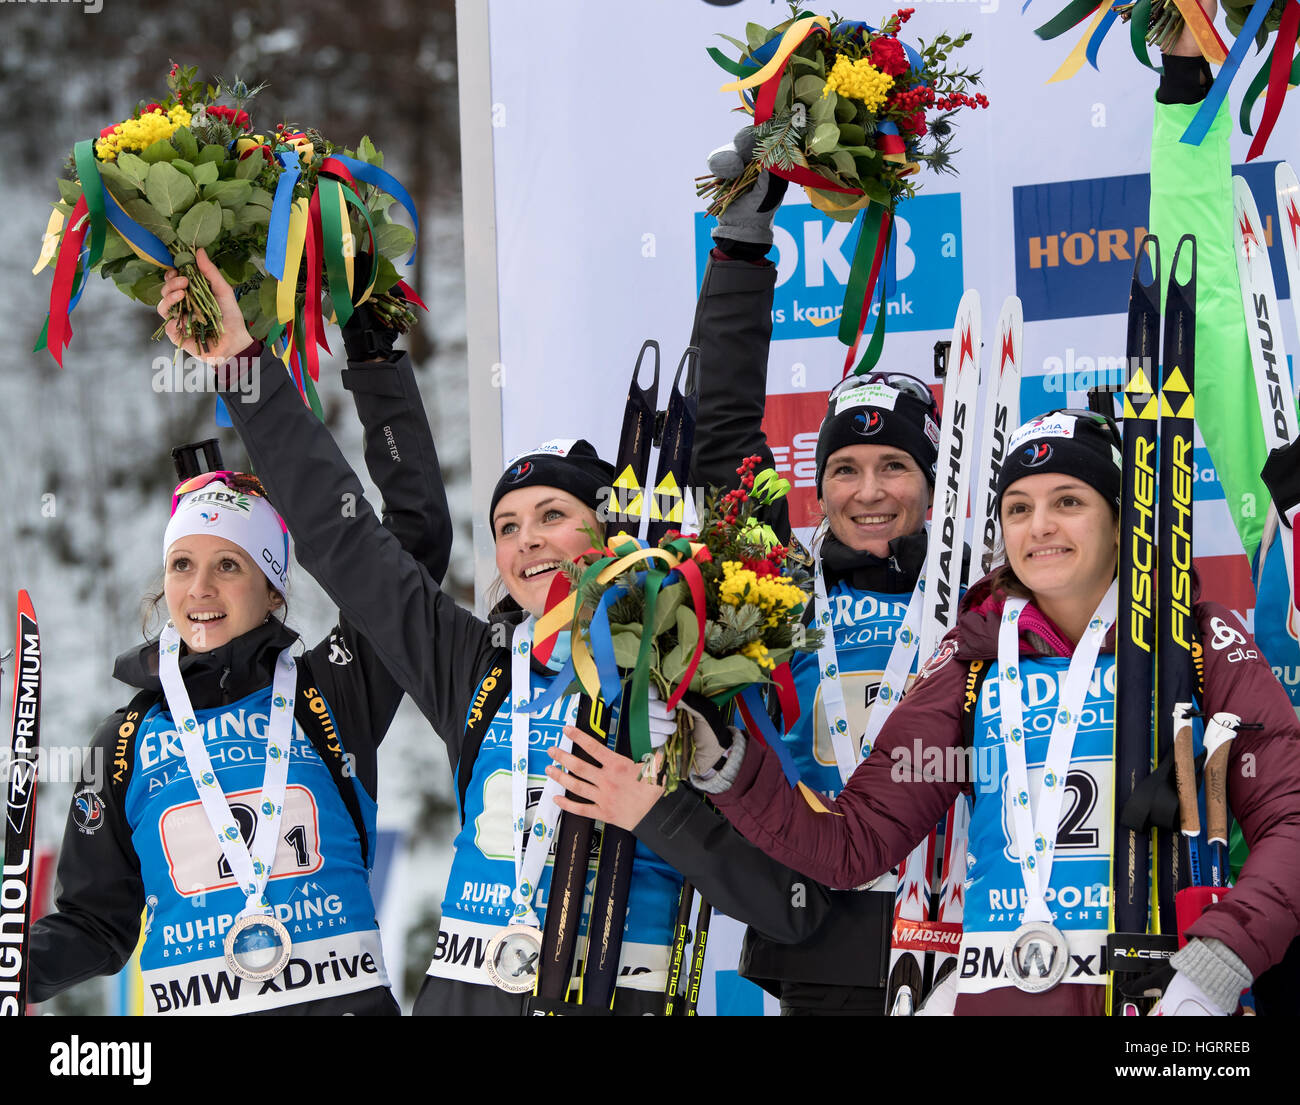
662,880 -> 695,1016
684,897 -> 712,1017
1172,702 -> 1201,887
1202,712 -> 1242,887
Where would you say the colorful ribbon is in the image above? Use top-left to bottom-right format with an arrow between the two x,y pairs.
1245,0 -> 1300,161
1182,0 -> 1275,146
737,685 -> 801,786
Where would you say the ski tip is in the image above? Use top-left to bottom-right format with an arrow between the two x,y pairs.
16,590 -> 35,621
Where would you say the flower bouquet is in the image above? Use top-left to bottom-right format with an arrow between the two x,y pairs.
34,63 -> 422,411
698,5 -> 986,375
1038,0 -> 1292,160
531,457 -> 822,792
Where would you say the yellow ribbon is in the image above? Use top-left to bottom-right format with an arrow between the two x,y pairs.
324,181 -> 357,323
1168,0 -> 1227,65
276,198 -> 310,326
33,208 -> 64,275
1048,0 -> 1117,84
719,16 -> 831,92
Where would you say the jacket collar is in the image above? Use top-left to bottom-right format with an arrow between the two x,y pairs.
818,529 -> 929,595
113,618 -> 299,711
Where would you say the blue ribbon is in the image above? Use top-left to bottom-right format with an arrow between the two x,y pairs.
100,185 -> 173,267
524,652 -> 578,716
326,153 -> 420,266
214,396 -> 232,427
265,151 -> 302,282
589,583 -> 629,707
739,685 -> 801,786
1085,5 -> 1119,70
1182,0 -> 1273,146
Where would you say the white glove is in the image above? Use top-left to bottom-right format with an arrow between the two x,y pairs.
1150,971 -> 1230,1016
647,685 -> 676,750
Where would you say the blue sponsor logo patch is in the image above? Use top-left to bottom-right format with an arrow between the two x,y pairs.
1013,161 -> 1288,322
695,193 -> 963,340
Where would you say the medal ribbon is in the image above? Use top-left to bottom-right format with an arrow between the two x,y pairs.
158,623 -> 297,917
996,583 -> 1116,924
509,618 -> 573,930
811,544 -> 925,785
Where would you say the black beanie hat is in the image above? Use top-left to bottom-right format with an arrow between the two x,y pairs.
996,410 -> 1123,512
489,438 -> 616,529
815,376 -> 941,497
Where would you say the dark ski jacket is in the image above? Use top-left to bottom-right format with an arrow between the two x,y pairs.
29,353 -> 450,1015
214,343 -> 830,1015
634,251 -> 926,999
712,571 -> 1300,1014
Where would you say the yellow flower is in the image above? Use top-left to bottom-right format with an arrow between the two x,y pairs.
823,55 -> 894,113
93,104 -> 192,161
742,639 -> 776,671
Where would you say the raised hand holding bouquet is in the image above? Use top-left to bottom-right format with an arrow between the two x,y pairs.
531,457 -> 821,793
698,5 -> 987,375
34,63 -> 422,416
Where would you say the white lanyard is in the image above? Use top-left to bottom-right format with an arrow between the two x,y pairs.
509,618 -> 573,930
812,547 -> 925,783
996,582 -> 1116,924
158,622 -> 297,918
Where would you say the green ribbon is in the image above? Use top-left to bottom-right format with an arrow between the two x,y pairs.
73,140 -> 106,270
836,201 -> 888,348
1240,45 -> 1300,135
316,177 -> 354,327
1128,0 -> 1161,71
628,563 -> 667,762
1035,0 -> 1106,40
849,279 -> 889,376
706,46 -> 758,77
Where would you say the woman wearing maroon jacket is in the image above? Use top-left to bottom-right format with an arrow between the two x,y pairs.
550,410 -> 1300,1015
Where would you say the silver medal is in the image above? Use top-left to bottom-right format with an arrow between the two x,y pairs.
484,923 -> 543,993
1006,920 -> 1069,993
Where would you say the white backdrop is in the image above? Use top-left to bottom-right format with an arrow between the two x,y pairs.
462,0 -> 1300,1013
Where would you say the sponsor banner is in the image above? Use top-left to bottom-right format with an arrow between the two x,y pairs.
694,194 -> 964,341
891,919 -> 964,956
141,929 -> 388,1015
1013,161 -> 1288,323
427,914 -> 669,992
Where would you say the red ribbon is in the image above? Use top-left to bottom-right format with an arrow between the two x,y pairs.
304,189 -> 332,382
532,568 -> 576,665
663,557 -> 709,711
1247,0 -> 1300,162
841,206 -> 893,376
46,195 -> 89,367
772,660 -> 800,731
395,279 -> 428,311
876,132 -> 907,156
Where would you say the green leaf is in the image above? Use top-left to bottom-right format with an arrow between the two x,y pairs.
356,135 -> 383,167
834,96 -> 857,123
196,144 -> 228,165
220,257 -> 255,284
245,186 -> 274,209
116,152 -> 150,185
373,221 -> 415,260
171,126 -> 199,162
860,176 -> 893,205
830,150 -> 859,180
611,626 -> 643,669
221,206 -> 234,232
745,21 -> 773,51
790,53 -> 825,76
192,162 -> 219,187
53,200 -> 75,217
838,123 -> 867,147
234,154 -> 264,181
652,581 -> 687,638
660,608 -> 700,687
809,121 -> 841,155
57,178 -> 83,206
794,74 -> 827,104
258,274 -> 280,320
234,204 -> 271,234
115,258 -> 153,284
370,252 -> 400,295
98,234 -> 135,264
139,138 -> 178,164
715,32 -> 753,58
144,161 -> 197,217
96,161 -> 142,198
697,653 -> 764,696
203,180 -> 253,208
171,250 -> 195,268
177,200 -> 222,251
128,272 -> 165,305
121,198 -> 177,245
809,89 -> 838,125
170,159 -> 198,180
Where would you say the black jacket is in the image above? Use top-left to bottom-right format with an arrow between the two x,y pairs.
29,353 -> 450,1014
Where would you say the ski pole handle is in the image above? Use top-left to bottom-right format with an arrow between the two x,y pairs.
1203,712 -> 1241,847
1172,703 -> 1200,836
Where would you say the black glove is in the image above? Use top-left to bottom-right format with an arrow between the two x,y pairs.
340,253 -> 403,363
1261,436 -> 1300,527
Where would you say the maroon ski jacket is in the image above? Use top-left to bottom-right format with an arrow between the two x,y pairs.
711,574 -> 1300,1014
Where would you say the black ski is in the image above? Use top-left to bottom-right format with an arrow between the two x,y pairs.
2,592 -> 41,1017
1109,236 -> 1161,1016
